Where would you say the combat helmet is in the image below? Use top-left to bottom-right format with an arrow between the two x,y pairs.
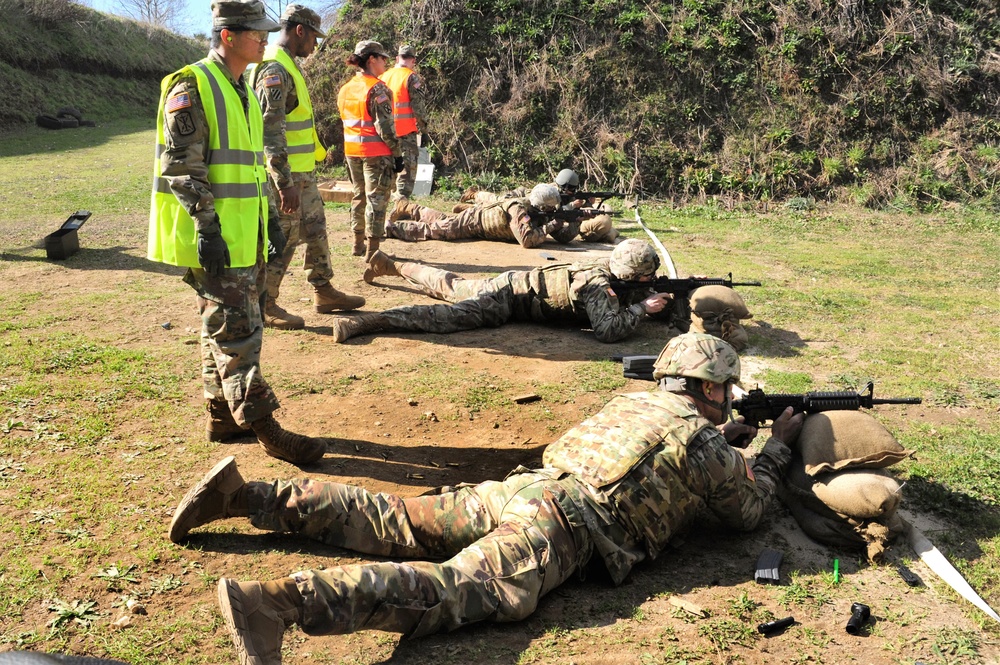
609,238 -> 659,280
653,332 -> 741,421
555,169 -> 580,189
528,183 -> 561,212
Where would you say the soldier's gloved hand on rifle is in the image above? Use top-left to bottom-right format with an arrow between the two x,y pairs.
197,214 -> 230,277
267,215 -> 286,263
640,293 -> 673,315
721,415 -> 758,446
278,184 -> 300,215
769,406 -> 805,447
542,219 -> 564,234
393,156 -> 405,173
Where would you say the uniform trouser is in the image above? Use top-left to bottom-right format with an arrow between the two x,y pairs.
387,206 -> 483,242
248,473 -> 591,637
396,263 -> 506,303
393,132 -> 419,200
265,174 -> 333,303
183,248 -> 280,427
346,155 -> 394,241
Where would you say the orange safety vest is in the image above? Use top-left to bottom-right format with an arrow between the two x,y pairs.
337,72 -> 392,157
379,66 -> 418,137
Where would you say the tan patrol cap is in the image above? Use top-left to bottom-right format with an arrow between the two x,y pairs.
211,0 -> 280,31
281,4 -> 326,38
398,44 -> 417,57
354,40 -> 391,58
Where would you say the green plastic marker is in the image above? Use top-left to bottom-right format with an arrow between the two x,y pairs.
834,558 -> 840,584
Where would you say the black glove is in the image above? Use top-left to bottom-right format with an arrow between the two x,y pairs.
197,230 -> 230,277
393,156 -> 405,173
267,215 -> 286,263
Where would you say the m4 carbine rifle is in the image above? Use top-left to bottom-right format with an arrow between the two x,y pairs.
560,191 -> 625,205
609,273 -> 762,297
729,382 -> 921,447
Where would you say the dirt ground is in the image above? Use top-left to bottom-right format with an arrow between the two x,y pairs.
2,208 -> 997,665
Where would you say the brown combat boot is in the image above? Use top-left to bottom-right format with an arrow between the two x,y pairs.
218,577 -> 303,665
168,456 -> 249,542
206,400 -> 250,443
330,313 -> 392,343
363,237 -> 380,263
264,299 -> 305,331
314,283 -> 365,313
362,250 -> 400,284
387,197 -> 410,222
352,232 -> 366,257
250,415 -> 326,465
451,203 -> 473,214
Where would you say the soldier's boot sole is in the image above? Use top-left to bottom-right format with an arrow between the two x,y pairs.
168,456 -> 246,543
218,579 -> 284,665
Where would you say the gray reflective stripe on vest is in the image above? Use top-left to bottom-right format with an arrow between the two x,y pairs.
193,62 -> 230,150
209,148 -> 261,166
286,119 -> 314,131
396,112 -> 415,119
344,135 -> 385,143
394,102 -> 412,110
286,144 -> 314,155
343,119 -> 375,129
154,178 -> 261,199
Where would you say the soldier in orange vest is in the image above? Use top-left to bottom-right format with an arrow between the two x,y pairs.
379,44 -> 428,202
337,40 -> 403,261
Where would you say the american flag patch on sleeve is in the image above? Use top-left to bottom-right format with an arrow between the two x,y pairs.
376,94 -> 389,104
166,92 -> 191,113
264,74 -> 281,87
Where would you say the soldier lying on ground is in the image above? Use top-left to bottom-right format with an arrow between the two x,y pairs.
385,183 -> 614,248
169,332 -> 803,665
333,239 -> 675,344
457,168 -> 621,243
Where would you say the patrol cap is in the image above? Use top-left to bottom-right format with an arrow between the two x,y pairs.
398,44 -> 417,57
354,40 -> 392,58
212,0 -> 280,31
281,4 -> 326,38
652,332 -> 741,384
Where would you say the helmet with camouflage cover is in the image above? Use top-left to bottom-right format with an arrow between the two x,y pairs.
555,169 -> 579,189
609,239 -> 659,280
652,332 -> 741,384
528,183 -> 561,212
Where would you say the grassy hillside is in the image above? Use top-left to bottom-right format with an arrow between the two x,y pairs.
310,0 -> 1000,209
0,0 -> 205,128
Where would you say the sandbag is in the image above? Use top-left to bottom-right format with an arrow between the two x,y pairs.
690,285 -> 751,319
579,214 -> 619,242
800,411 -> 913,476
812,468 -> 902,519
690,314 -> 750,351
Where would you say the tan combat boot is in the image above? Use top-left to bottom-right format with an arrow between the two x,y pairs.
206,400 -> 250,443
451,203 -> 473,214
314,283 -> 365,313
459,185 -> 479,202
330,313 -> 391,343
218,577 -> 303,665
169,456 -> 250,542
352,232 -> 366,257
362,250 -> 400,284
363,237 -> 380,263
264,299 -> 305,331
387,197 -> 410,223
250,415 -> 326,465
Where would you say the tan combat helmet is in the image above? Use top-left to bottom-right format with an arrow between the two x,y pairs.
609,238 -> 659,280
555,168 -> 580,190
528,183 -> 561,212
652,332 -> 741,384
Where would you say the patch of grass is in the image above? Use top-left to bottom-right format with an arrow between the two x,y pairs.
757,369 -> 814,392
697,617 -> 756,650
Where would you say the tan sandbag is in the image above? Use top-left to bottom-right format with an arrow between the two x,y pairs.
690,285 -> 751,319
690,313 -> 750,352
812,468 -> 902,519
579,214 -> 619,242
800,411 -> 913,477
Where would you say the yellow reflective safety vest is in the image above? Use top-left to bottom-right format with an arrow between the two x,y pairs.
260,45 -> 327,173
148,59 -> 269,268
379,66 -> 418,137
337,72 -> 392,158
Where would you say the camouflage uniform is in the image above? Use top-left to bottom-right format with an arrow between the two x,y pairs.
243,390 -> 791,636
376,258 -> 653,342
389,72 -> 427,200
252,46 -> 333,301
388,197 -> 556,248
469,189 -> 617,244
342,75 -> 399,240
157,49 -> 280,426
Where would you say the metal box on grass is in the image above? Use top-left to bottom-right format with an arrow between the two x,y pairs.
45,210 -> 91,260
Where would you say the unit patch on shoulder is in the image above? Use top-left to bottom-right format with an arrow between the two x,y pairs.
166,92 -> 192,113
264,74 -> 281,87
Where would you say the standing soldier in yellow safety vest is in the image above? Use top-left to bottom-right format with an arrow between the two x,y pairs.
148,0 -> 327,466
379,44 -> 428,203
252,4 -> 365,330
337,40 -> 403,261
